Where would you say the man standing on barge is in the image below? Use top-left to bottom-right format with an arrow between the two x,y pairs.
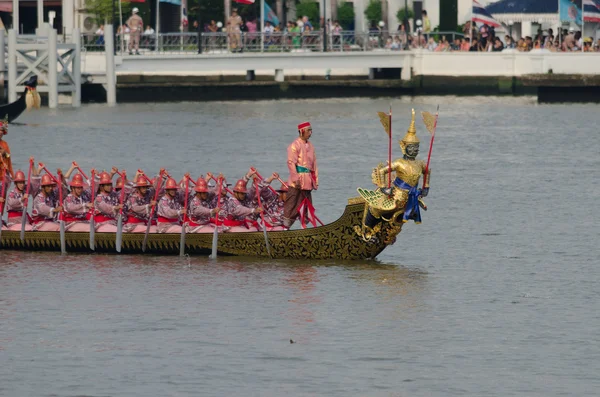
284,121 -> 319,228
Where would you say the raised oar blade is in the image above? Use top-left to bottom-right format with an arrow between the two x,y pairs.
20,212 -> 27,241
116,214 -> 123,253
142,225 -> 150,253
60,220 -> 66,254
89,216 -> 95,250
209,226 -> 218,259
179,223 -> 186,257
261,220 -> 272,257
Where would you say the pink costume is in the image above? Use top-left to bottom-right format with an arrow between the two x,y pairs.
187,192 -> 216,233
157,193 -> 183,233
284,122 -> 319,227
286,136 -> 318,190
223,196 -> 259,232
94,191 -> 120,232
3,175 -> 41,230
124,189 -> 154,233
31,192 -> 60,231
63,192 -> 92,232
257,185 -> 286,230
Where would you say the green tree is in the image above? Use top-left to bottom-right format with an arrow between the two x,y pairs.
296,0 -> 320,29
396,7 -> 414,24
337,1 -> 355,30
188,0 -> 224,28
364,0 -> 382,26
84,0 -> 133,24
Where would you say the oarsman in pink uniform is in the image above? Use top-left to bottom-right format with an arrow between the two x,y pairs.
284,121 -> 319,228
31,174 -> 64,231
156,177 -> 184,233
115,175 -> 134,198
257,172 -> 288,231
224,179 -> 263,232
63,174 -> 93,232
94,171 -> 122,232
187,176 -> 220,233
1,164 -> 42,231
123,176 -> 156,233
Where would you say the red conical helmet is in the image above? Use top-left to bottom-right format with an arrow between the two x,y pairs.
115,177 -> 124,189
13,170 -> 26,182
99,171 -> 112,185
165,177 -> 178,190
70,174 -> 84,188
233,179 -> 247,193
194,178 -> 208,193
41,174 -> 56,186
136,177 -> 151,187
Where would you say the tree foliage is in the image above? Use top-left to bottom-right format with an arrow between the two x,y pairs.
296,0 -> 320,28
84,0 -> 133,24
337,1 -> 355,30
396,7 -> 414,23
364,0 -> 382,26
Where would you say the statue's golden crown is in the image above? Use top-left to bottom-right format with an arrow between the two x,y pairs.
400,109 -> 419,145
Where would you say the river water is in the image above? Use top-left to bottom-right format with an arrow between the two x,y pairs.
1,97 -> 599,396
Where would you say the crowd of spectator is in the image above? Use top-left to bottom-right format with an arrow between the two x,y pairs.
367,20 -> 600,52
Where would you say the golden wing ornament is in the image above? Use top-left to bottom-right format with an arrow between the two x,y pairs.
357,187 -> 396,212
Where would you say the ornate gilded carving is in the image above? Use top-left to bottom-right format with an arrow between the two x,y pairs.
0,201 -> 402,260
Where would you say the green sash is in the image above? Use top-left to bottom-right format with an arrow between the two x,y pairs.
295,165 -> 311,173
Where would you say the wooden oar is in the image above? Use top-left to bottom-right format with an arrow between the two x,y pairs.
179,175 -> 190,257
209,176 -> 223,259
89,169 -> 96,250
20,158 -> 34,241
208,175 -> 234,196
142,170 -> 164,253
254,178 -> 271,257
249,167 -> 279,195
115,170 -> 126,253
0,167 -> 7,243
56,169 -> 66,254
40,165 -> 66,253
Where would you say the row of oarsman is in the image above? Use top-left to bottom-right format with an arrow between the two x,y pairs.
0,160 -> 289,233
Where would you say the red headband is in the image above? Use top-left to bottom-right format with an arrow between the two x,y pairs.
298,121 -> 311,131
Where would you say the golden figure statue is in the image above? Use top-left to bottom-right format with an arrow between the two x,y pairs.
355,109 -> 431,243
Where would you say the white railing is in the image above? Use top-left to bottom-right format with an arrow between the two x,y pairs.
81,31 -> 466,55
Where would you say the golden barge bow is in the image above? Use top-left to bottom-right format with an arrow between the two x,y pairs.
0,198 -> 402,260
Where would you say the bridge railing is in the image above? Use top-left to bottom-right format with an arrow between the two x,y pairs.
80,31 -> 465,55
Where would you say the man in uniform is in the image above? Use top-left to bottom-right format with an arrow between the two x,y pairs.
124,173 -> 156,232
156,177 -> 185,233
63,173 -> 93,231
284,121 -> 318,228
31,174 -> 63,231
225,178 -> 262,232
227,8 -> 242,52
94,171 -> 122,232
187,176 -> 220,233
126,7 -> 143,55
1,160 -> 42,231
